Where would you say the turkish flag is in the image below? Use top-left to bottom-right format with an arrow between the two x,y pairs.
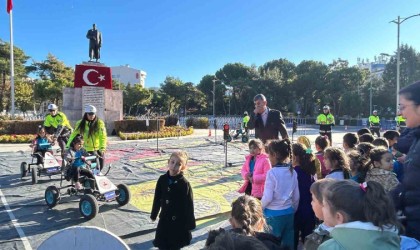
74,64 -> 113,89
7,0 -> 13,13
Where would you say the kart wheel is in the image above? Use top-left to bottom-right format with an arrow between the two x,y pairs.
20,162 -> 28,178
45,186 -> 60,208
31,166 -> 38,184
79,194 -> 98,220
116,184 -> 131,206
241,135 -> 249,143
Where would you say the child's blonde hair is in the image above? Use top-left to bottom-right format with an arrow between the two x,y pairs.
170,150 -> 189,171
297,136 -> 311,149
230,195 -> 267,236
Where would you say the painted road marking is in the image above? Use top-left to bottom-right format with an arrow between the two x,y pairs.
0,188 -> 33,250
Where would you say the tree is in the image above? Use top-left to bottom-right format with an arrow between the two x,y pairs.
32,53 -> 74,107
0,39 -> 30,112
15,80 -> 34,115
382,44 -> 420,112
160,76 -> 185,115
123,84 -> 151,115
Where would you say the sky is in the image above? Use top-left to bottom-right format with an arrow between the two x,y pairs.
1,0 -> 420,88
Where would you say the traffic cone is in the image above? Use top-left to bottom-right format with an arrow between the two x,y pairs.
208,129 -> 211,136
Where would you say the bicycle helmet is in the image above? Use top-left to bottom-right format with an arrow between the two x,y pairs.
85,104 -> 97,113
48,104 -> 58,110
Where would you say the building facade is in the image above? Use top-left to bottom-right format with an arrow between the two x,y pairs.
111,64 -> 147,87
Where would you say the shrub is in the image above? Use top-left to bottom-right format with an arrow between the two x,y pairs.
118,126 -> 193,140
165,115 -> 179,126
114,119 -> 165,133
185,117 -> 209,128
0,134 -> 35,143
0,120 -> 43,134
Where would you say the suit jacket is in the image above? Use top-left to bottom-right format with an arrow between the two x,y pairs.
248,107 -> 288,143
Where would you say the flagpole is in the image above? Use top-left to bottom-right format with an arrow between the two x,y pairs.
9,9 -> 15,117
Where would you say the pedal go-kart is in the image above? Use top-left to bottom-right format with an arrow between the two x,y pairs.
44,154 -> 131,220
21,142 -> 62,185
227,128 -> 249,143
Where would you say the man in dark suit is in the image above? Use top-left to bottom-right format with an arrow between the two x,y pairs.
247,94 -> 289,143
86,23 -> 102,62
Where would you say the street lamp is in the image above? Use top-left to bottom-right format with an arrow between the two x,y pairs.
390,13 -> 420,113
225,86 -> 233,116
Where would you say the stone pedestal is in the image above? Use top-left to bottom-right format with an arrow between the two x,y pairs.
63,63 -> 123,134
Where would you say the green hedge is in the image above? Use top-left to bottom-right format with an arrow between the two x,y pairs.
186,117 -> 209,128
114,119 -> 165,133
0,120 -> 44,134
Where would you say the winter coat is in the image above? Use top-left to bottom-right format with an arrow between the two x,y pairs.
393,126 -> 420,241
318,221 -> 400,250
303,223 -> 331,250
366,167 -> 399,192
238,153 -> 271,198
151,171 -> 196,249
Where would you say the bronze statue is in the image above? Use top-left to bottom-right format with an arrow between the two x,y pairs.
86,24 -> 102,62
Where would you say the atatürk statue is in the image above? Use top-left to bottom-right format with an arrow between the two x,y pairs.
86,24 -> 102,62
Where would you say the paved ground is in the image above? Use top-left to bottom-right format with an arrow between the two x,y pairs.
0,128 -> 355,249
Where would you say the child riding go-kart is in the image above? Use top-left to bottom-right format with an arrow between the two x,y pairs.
227,122 -> 249,143
44,145 -> 130,220
21,126 -> 62,184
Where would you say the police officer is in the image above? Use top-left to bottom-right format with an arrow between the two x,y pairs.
316,105 -> 335,143
243,111 -> 250,133
369,110 -> 381,137
395,110 -> 407,133
67,105 -> 107,170
43,103 -> 73,154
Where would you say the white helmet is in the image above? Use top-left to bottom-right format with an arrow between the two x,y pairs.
85,104 -> 97,113
48,104 -> 58,110
323,105 -> 330,110
373,110 -> 378,113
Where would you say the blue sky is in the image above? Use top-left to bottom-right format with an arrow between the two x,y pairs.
1,1 -> 420,87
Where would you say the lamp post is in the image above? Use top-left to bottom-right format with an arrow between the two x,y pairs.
391,14 -> 420,112
225,86 -> 233,116
212,79 -> 216,118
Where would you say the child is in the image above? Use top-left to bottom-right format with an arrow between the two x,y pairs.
292,143 -> 317,248
261,139 -> 299,250
31,126 -> 54,164
315,135 -> 330,178
323,147 -> 351,180
239,139 -> 271,199
365,147 -> 399,192
318,180 -> 401,249
298,136 -> 322,180
357,128 -> 371,137
372,137 -> 389,148
65,135 -> 93,189
150,151 -> 196,249
357,142 -> 375,158
347,150 -> 368,183
342,133 -> 358,153
206,195 -> 281,249
303,178 -> 337,250
359,133 -> 374,143
383,130 -> 404,182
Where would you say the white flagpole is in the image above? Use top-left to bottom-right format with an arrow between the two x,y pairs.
9,9 -> 15,117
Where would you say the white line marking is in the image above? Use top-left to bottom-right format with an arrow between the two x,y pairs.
0,188 -> 32,250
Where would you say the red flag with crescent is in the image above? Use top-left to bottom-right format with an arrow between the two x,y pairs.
74,64 -> 113,89
7,0 -> 13,13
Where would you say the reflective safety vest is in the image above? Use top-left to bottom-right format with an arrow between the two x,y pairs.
44,112 -> 72,130
396,115 -> 406,126
369,115 -> 380,126
243,115 -> 250,128
317,113 -> 335,125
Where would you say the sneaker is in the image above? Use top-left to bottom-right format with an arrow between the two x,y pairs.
75,182 -> 82,190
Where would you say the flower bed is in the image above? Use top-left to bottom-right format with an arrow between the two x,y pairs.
118,126 -> 193,140
0,134 -> 35,143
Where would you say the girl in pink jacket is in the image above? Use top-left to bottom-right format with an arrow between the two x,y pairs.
239,139 -> 272,199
